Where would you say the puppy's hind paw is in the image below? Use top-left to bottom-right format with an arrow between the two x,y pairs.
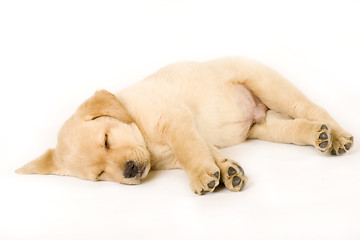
330,135 -> 354,156
314,124 -> 333,153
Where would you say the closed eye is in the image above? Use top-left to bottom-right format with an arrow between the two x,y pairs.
96,170 -> 105,180
104,134 -> 110,150
98,170 -> 105,177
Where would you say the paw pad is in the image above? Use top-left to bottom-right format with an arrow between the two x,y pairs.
233,163 -> 245,175
338,148 -> 345,154
321,124 -> 328,130
319,132 -> 328,140
319,141 -> 328,148
228,167 -> 237,176
344,143 -> 351,150
207,180 -> 215,189
232,176 -> 241,187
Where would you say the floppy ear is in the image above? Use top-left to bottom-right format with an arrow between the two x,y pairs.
77,90 -> 133,123
16,149 -> 58,175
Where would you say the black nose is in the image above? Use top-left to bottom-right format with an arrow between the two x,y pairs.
124,161 -> 139,178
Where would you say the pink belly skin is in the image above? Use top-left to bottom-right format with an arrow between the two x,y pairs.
251,94 -> 268,124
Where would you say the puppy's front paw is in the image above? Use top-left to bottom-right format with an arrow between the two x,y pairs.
190,166 -> 220,195
217,159 -> 247,192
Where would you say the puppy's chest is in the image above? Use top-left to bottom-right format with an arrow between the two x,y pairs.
146,141 -> 181,170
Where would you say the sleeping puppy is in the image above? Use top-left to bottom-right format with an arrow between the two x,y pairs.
16,57 -> 354,194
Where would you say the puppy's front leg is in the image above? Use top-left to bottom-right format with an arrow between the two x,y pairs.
164,116 -> 220,195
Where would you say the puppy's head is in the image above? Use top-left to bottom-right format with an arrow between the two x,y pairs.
16,90 -> 150,185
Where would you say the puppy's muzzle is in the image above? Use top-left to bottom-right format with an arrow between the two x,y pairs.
124,161 -> 144,178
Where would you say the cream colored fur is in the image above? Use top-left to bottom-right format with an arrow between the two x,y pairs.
16,57 -> 354,194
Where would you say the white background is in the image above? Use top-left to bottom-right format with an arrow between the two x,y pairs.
1,0 -> 360,239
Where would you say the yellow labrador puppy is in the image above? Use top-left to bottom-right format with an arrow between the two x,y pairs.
17,57 -> 354,194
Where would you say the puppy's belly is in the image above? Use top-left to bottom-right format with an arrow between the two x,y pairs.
204,121 -> 253,148
196,84 -> 267,148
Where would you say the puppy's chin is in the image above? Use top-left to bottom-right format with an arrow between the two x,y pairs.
121,178 -> 142,185
120,174 -> 145,185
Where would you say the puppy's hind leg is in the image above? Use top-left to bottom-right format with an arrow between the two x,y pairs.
248,110 -> 333,153
226,58 -> 353,155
